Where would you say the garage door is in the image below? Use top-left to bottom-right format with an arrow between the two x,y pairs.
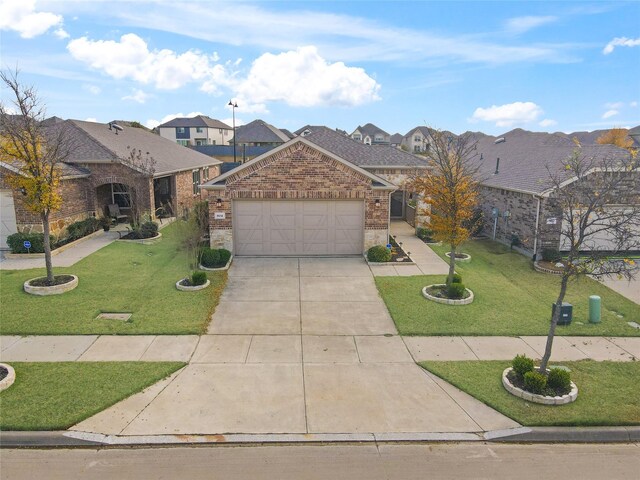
1,189 -> 18,250
234,200 -> 364,256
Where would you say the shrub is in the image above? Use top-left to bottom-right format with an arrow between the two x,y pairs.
66,217 -> 99,241
541,247 -> 561,262
191,271 -> 207,286
139,221 -> 158,238
446,282 -> 466,299
200,247 -> 220,268
523,370 -> 547,394
367,245 -> 391,262
417,227 -> 434,241
6,232 -> 52,254
451,273 -> 462,284
218,248 -> 231,265
512,355 -> 535,378
547,368 -> 572,393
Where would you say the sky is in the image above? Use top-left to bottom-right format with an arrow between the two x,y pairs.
1,0 -> 639,136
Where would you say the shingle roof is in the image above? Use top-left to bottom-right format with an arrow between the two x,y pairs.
157,115 -> 231,130
63,120 -> 221,175
0,159 -> 90,179
233,119 -> 291,144
390,133 -> 403,144
353,123 -> 390,138
473,128 -> 629,194
303,127 -> 427,168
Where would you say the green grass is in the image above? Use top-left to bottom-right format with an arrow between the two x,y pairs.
376,239 -> 639,336
421,360 -> 640,426
0,223 -> 226,335
0,362 -> 185,430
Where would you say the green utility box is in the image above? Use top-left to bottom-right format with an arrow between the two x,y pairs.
589,295 -> 601,324
552,302 -> 573,326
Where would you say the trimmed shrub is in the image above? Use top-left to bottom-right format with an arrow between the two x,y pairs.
191,271 -> 207,286
446,282 -> 466,299
417,227 -> 435,241
523,370 -> 547,395
451,273 -> 462,284
541,247 -> 561,262
367,245 -> 391,262
218,248 -> 231,265
66,217 -> 99,241
547,368 -> 572,393
512,355 -> 535,379
200,248 -> 221,268
139,221 -> 158,238
6,232 -> 52,254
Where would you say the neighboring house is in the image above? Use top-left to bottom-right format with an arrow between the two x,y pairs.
390,133 -> 404,148
0,120 -> 222,247
350,123 -> 391,145
157,115 -> 232,146
473,128 -> 637,256
202,126 -> 427,256
402,126 -> 431,153
232,119 -> 292,147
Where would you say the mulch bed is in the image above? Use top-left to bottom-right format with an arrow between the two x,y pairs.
424,284 -> 471,300
0,366 -> 7,382
506,369 -> 571,397
178,278 -> 206,287
536,260 -> 565,273
121,232 -> 156,240
388,236 -> 413,263
28,275 -> 75,287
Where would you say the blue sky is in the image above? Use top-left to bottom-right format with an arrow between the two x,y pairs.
1,0 -> 639,136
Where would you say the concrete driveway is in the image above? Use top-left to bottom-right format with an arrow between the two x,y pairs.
72,257 -> 517,436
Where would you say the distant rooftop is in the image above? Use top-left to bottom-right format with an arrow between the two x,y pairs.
157,115 -> 231,130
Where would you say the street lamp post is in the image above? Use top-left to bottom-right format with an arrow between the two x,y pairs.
228,100 -> 238,163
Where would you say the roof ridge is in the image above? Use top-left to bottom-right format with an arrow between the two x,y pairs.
67,120 -> 120,161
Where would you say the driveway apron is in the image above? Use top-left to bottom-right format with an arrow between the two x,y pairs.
72,257 -> 518,436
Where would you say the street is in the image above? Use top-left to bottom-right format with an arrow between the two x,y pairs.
1,443 -> 638,479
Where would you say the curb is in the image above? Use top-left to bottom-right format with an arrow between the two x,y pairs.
2,427 -> 638,448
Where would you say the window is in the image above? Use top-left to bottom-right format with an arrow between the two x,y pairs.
111,183 -> 131,209
203,167 -> 210,180
192,170 -> 201,195
176,127 -> 185,134
375,135 -> 384,142
219,128 -> 223,134
195,139 -> 207,146
353,134 -> 361,141
177,140 -> 188,146
414,136 -> 421,142
196,127 -> 203,133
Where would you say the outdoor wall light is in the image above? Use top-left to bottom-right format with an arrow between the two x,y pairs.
216,198 -> 223,208
375,199 -> 381,208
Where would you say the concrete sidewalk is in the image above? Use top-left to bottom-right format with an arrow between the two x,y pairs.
2,334 -> 637,363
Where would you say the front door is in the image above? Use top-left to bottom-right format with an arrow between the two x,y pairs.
390,190 -> 405,218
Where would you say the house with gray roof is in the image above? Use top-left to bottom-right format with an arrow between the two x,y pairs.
231,119 -> 292,147
350,123 -> 391,145
157,115 -> 232,147
0,119 -> 222,246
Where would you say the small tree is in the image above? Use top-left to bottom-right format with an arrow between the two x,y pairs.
176,201 -> 209,280
120,146 -> 156,230
413,129 -> 481,286
539,145 -> 640,372
0,71 -> 73,284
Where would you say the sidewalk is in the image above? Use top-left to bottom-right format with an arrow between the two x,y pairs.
2,334 -> 637,363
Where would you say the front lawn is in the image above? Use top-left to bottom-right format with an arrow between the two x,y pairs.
376,240 -> 639,336
0,223 -> 226,335
0,362 -> 185,430
422,360 -> 640,426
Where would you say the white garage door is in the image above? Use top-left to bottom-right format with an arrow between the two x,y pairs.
234,200 -> 364,256
1,189 -> 18,250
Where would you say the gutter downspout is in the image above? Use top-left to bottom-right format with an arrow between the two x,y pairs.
533,195 -> 541,260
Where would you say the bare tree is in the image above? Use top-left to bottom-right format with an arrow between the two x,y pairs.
120,146 -> 156,229
413,129 -> 481,286
0,70 -> 73,284
539,145 -> 640,372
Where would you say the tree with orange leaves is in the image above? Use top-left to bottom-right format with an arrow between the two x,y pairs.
596,128 -> 636,155
413,129 -> 480,286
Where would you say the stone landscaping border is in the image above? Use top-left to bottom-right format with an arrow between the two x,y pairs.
363,253 -> 416,267
24,275 -> 79,296
445,252 -> 471,262
5,229 -> 104,259
533,261 -> 564,275
199,255 -> 234,271
117,232 -> 162,245
0,363 -> 16,392
422,284 -> 474,305
175,279 -> 211,291
502,367 -> 578,405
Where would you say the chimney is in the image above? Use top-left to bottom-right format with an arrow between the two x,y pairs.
495,157 -> 500,174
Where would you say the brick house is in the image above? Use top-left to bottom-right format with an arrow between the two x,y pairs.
201,127 -> 427,256
473,129 -> 637,257
0,120 -> 221,248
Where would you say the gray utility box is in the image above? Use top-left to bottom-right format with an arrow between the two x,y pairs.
552,302 -> 573,326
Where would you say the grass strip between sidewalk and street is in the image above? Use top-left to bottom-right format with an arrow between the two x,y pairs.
0,223 -> 226,335
376,239 -> 639,336
0,362 -> 185,430
421,360 -> 640,426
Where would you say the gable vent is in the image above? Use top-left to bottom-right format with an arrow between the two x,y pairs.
494,137 -> 505,144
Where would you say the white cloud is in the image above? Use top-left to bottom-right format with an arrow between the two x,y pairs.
54,28 -> 69,39
630,101 -> 638,108
539,119 -> 558,127
85,117 -> 98,122
605,101 -> 624,109
145,111 -> 204,130
82,84 -> 101,95
602,109 -> 619,119
122,89 -> 150,104
505,16 -> 557,34
67,33 -> 227,90
234,46 -> 380,109
470,102 -> 543,127
0,0 -> 64,38
220,117 -> 245,128
603,37 -> 640,55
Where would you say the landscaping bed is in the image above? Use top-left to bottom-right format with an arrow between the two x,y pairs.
375,239 -> 640,336
0,362 -> 185,430
366,237 -> 413,264
421,360 -> 640,426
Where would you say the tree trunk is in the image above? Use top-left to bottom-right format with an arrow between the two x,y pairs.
447,243 -> 456,286
539,273 -> 570,372
42,211 -> 54,284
